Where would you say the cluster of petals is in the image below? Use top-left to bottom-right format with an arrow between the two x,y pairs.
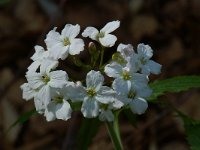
21,20 -> 161,122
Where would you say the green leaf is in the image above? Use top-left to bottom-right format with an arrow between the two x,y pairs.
177,111 -> 200,150
6,109 -> 37,133
77,118 -> 101,150
148,76 -> 200,101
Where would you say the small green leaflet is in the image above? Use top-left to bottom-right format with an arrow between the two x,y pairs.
177,111 -> 200,150
148,76 -> 200,101
6,109 -> 37,133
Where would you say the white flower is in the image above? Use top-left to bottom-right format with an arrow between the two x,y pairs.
44,88 -> 72,121
67,70 -> 115,118
105,61 -> 149,93
27,45 -> 58,73
114,82 -> 150,115
82,20 -> 120,47
26,65 -> 68,106
136,43 -> 162,75
45,24 -> 84,60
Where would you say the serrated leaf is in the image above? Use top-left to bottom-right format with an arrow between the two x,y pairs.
77,118 -> 101,150
177,111 -> 200,150
148,76 -> 200,101
6,109 -> 37,133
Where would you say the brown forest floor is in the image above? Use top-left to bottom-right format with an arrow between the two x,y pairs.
0,0 -> 200,149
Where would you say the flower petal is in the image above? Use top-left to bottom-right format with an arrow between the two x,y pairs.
45,102 -> 56,121
145,60 -> 162,75
86,70 -> 104,91
95,86 -> 115,104
81,97 -> 99,118
104,62 -> 123,78
45,27 -> 62,48
31,45 -> 45,61
117,43 -> 134,59
82,27 -> 99,40
112,78 -> 131,96
48,44 -> 69,60
20,83 -> 36,100
49,70 -> 68,88
99,34 -> 117,47
99,109 -> 114,122
55,100 -> 72,121
37,85 -> 51,106
69,38 -> 84,55
137,43 -> 153,59
61,24 -> 80,39
66,83 -> 86,102
101,20 -> 120,34
26,72 -> 44,89
130,97 -> 148,115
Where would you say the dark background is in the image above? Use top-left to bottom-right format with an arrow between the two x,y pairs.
0,0 -> 200,149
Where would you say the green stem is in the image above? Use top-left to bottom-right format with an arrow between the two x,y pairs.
106,112 -> 123,150
99,46 -> 105,68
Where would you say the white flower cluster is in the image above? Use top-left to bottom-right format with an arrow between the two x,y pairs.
21,21 -> 161,122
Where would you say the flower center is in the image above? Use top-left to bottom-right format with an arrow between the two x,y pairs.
101,104 -> 108,110
140,57 -> 147,65
128,90 -> 136,99
54,96 -> 63,104
42,75 -> 50,84
87,88 -> 97,97
97,32 -> 105,38
63,38 -> 70,46
122,70 -> 131,80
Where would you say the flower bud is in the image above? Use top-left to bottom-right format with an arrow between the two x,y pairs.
112,52 -> 127,64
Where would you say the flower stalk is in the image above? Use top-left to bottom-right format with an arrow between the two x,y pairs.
106,111 -> 123,150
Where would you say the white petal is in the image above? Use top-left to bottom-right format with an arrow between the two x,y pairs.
101,20 -> 120,34
20,83 -> 36,100
146,60 -> 162,75
45,103 -> 56,121
37,86 -> 51,106
131,73 -> 149,89
112,78 -> 131,95
81,97 -> 99,118
40,59 -> 59,74
66,83 -> 86,102
111,97 -> 124,109
49,70 -> 68,88
69,38 -> 84,55
86,70 -> 104,91
27,61 -> 41,73
117,43 -> 134,58
130,97 -> 148,115
99,109 -> 114,122
137,43 -> 153,59
136,86 -> 152,98
45,27 -> 62,48
82,27 -> 99,40
31,45 -> 45,61
26,72 -> 44,89
95,86 -> 115,104
48,44 -> 69,60
61,24 -> 80,39
55,100 -> 72,121
99,34 -> 117,47
104,62 -> 123,78
34,98 -> 45,114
